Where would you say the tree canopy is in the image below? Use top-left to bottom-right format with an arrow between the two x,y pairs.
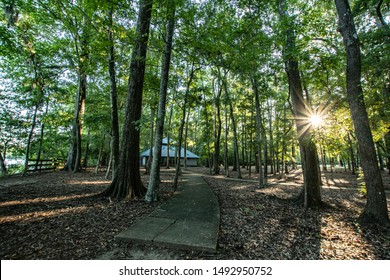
1,0 -> 389,223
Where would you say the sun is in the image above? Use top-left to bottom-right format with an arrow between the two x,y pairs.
309,114 -> 323,128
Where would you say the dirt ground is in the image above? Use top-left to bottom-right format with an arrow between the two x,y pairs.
0,167 -> 389,260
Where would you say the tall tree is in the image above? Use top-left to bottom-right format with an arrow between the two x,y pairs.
250,74 -> 266,186
335,0 -> 389,224
64,11 -> 90,172
102,0 -> 153,200
224,75 -> 242,179
145,0 -> 176,202
8,10 -> 47,175
212,72 -> 223,175
107,3 -> 120,178
279,0 -> 322,208
173,62 -> 197,189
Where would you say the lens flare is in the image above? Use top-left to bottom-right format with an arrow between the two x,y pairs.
309,114 -> 323,128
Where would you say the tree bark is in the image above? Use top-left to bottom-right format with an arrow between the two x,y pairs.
145,0 -> 176,202
212,72 -> 223,175
102,0 -> 153,200
385,131 -> 390,174
347,132 -> 357,175
24,104 -> 39,174
225,78 -> 241,179
249,108 -> 254,177
267,99 -> 275,175
279,0 -> 321,208
335,0 -> 389,224
184,111 -> 190,170
242,110 -> 247,169
35,100 -> 49,171
224,103 -> 230,177
250,74 -> 265,186
107,4 -> 120,178
320,145 -> 327,172
95,142 -> 103,174
173,63 -> 197,189
64,18 -> 88,173
275,111 -> 280,174
166,107 -> 173,169
376,142 -> 385,171
23,45 -> 44,175
145,106 -> 156,174
281,103 -> 291,175
105,145 -> 112,179
73,72 -> 86,173
291,143 -> 297,170
83,128 -> 91,170
0,152 -> 7,175
202,92 -> 213,173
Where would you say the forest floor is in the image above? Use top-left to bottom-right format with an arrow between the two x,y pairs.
0,167 -> 389,260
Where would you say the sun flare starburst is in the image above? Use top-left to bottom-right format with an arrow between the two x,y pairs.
309,114 -> 324,128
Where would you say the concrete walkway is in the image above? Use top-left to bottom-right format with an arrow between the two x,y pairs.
115,172 -> 220,252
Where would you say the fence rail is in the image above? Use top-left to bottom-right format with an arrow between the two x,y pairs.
26,159 -> 59,172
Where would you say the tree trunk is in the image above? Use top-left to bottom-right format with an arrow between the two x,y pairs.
249,109 -> 254,177
65,129 -> 77,171
385,131 -> 390,174
95,143 -> 103,174
281,103 -> 290,175
105,144 -> 112,179
34,100 -> 49,171
107,4 -> 120,178
145,0 -> 175,202
250,74 -> 265,186
83,128 -> 91,170
335,0 -> 389,224
184,110 -> 190,170
24,103 -> 39,174
320,145 -> 327,172
34,121 -> 44,172
202,92 -> 213,174
224,101 -> 230,177
173,63 -> 197,189
0,152 -> 7,175
22,33 -> 44,175
73,73 -> 86,173
267,99 -> 275,175
242,110 -> 247,169
102,0 -> 153,201
166,107 -> 173,169
275,110 -> 281,174
225,79 -> 241,179
263,118 -> 268,178
145,106 -> 156,174
376,142 -> 385,171
347,132 -> 357,175
64,21 -> 88,173
212,72 -> 223,175
279,0 -> 321,208
291,142 -> 297,170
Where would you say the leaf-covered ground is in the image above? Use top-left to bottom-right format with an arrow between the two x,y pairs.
0,169 -> 176,259
202,174 -> 390,260
1,167 -> 389,259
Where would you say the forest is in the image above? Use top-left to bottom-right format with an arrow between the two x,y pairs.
0,0 -> 390,260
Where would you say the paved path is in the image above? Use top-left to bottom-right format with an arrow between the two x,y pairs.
116,172 -> 220,252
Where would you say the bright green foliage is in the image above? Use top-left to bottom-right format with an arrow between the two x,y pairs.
0,0 -> 388,189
